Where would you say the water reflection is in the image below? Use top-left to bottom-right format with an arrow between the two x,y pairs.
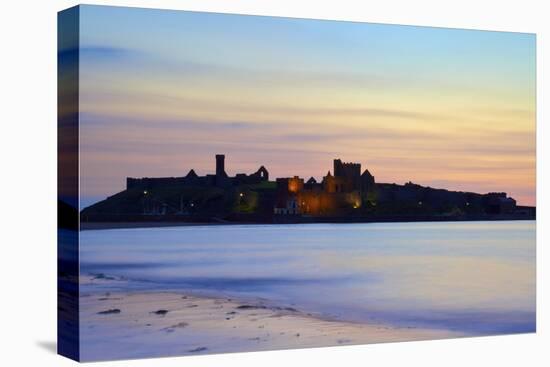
80,221 -> 535,335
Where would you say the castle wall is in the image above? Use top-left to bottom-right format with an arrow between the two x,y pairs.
126,177 -> 191,190
127,155 -> 270,190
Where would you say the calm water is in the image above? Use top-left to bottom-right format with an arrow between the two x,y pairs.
80,221 -> 535,335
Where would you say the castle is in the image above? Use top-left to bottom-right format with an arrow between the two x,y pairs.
111,154 -> 523,220
125,155 -> 376,216
126,154 -> 269,190
274,159 -> 375,215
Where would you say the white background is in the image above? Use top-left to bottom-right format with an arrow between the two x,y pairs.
0,0 -> 547,366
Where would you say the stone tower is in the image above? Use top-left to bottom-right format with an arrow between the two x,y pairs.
216,154 -> 226,178
333,159 -> 361,191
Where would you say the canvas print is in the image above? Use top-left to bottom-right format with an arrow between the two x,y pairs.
58,5 -> 536,362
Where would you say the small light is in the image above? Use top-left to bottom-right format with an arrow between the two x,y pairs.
239,193 -> 244,197
418,201 -> 422,206
466,202 -> 470,206
190,203 -> 194,207
143,190 -> 148,195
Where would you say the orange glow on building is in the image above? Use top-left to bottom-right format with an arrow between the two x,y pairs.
288,176 -> 304,193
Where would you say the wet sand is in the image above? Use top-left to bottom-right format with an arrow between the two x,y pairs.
79,290 -> 463,361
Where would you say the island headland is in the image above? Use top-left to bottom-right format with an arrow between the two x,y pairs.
81,154 -> 535,228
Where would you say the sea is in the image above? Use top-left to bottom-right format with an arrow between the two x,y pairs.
80,220 -> 536,335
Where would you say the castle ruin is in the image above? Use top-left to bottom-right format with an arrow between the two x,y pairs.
274,159 -> 375,215
126,154 -> 269,190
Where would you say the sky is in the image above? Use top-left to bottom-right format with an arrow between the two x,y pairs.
75,5 -> 536,208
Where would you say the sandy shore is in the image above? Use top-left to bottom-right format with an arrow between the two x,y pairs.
79,290 -> 463,361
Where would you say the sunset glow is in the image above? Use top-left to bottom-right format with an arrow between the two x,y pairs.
74,6 -> 536,207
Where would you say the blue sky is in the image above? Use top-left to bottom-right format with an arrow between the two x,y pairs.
74,5 -> 536,208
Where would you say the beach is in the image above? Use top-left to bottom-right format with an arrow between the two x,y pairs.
80,288 -> 462,361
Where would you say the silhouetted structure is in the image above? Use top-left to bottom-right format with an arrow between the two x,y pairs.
82,153 -> 532,224
274,158 -> 375,215
126,155 -> 269,190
